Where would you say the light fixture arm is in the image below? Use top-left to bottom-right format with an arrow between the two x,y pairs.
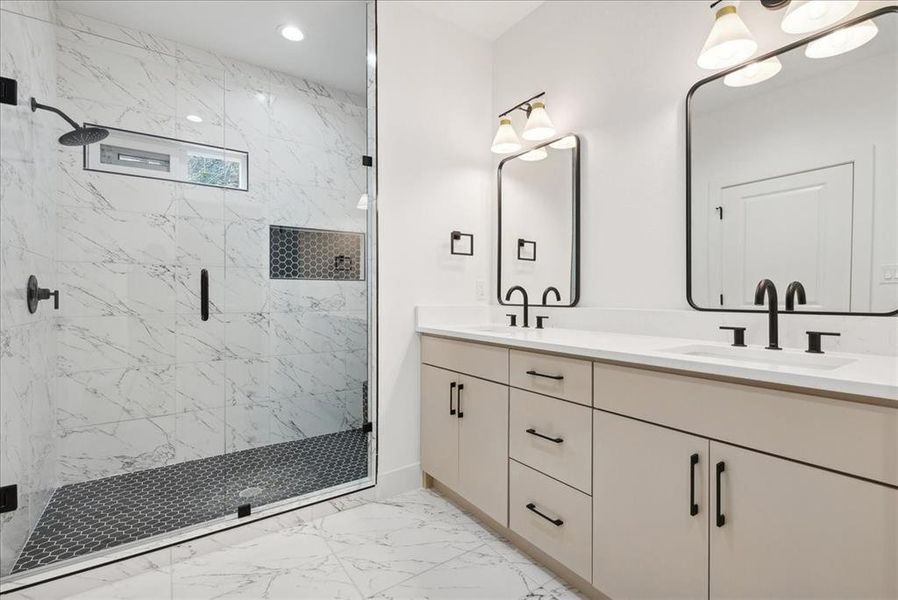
498,91 -> 546,119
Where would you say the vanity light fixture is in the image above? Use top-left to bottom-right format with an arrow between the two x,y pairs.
185,114 -> 203,123
519,147 -> 548,162
491,117 -> 522,154
723,56 -> 782,86
492,92 -> 556,153
805,19 -> 878,58
549,135 -> 577,150
522,101 -> 556,141
278,24 -> 304,42
781,1 -> 858,34
698,4 -> 758,70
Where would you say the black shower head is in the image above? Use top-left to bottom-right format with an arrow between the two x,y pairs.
30,97 -> 109,147
58,126 -> 109,147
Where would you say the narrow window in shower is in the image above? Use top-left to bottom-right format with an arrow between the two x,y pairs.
0,0 -> 375,583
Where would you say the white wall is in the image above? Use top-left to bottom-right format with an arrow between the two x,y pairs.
492,0 -> 897,309
377,2 -> 493,484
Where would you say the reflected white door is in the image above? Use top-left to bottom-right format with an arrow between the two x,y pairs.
717,163 -> 853,311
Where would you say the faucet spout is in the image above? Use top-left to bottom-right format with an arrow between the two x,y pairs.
753,278 -> 781,350
505,285 -> 530,328
541,286 -> 561,306
785,281 -> 807,311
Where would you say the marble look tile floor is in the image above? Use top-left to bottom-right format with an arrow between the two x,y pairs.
10,489 -> 586,599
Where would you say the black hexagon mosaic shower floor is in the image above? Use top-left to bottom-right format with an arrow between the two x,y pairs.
12,429 -> 368,574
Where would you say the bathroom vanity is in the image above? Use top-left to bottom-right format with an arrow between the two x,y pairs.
418,327 -> 898,599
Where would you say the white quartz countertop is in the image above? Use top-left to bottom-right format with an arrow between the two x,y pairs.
416,323 -> 898,402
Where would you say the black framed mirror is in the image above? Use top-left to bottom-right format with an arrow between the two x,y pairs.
498,134 -> 580,307
686,7 -> 897,317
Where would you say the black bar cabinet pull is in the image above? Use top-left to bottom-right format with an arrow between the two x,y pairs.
526,428 -> 563,444
689,453 -> 699,516
200,268 -> 209,322
525,370 -> 564,381
526,502 -> 563,526
449,382 -> 457,416
457,383 -> 464,418
715,461 -> 726,527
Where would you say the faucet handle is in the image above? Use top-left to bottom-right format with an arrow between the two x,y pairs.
719,326 -> 747,347
806,331 -> 840,354
505,313 -> 518,327
535,315 -> 549,330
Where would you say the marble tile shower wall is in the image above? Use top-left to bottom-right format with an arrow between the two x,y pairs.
49,9 -> 368,486
0,0 -> 59,576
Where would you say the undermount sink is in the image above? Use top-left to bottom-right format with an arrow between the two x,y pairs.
458,324 -> 520,333
663,344 -> 855,371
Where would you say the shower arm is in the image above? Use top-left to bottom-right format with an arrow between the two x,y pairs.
31,98 -> 81,130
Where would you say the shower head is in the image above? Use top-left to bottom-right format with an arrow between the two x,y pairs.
30,98 -> 109,147
58,126 -> 109,147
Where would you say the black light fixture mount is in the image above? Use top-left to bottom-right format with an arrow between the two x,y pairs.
498,91 -> 546,119
710,0 -> 790,8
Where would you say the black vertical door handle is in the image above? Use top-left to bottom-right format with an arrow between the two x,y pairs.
449,382 -> 457,416
200,268 -> 209,322
689,453 -> 699,516
715,461 -> 726,527
457,383 -> 464,418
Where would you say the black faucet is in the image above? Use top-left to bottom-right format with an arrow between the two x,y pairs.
505,285 -> 530,328
541,286 -> 561,306
753,279 -> 781,350
785,281 -> 807,311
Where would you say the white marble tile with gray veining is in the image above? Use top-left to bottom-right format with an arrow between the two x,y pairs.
57,415 -> 177,484
56,315 -> 176,374
56,262 -> 176,317
57,206 -> 177,265
56,364 -> 176,428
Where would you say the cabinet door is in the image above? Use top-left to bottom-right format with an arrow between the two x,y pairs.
593,411 -> 709,599
420,364 -> 459,488
458,374 -> 509,526
710,442 -> 898,599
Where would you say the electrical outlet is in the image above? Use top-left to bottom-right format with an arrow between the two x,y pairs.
881,265 -> 898,284
475,279 -> 486,299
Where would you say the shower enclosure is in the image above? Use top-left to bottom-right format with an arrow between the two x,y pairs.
0,0 -> 376,584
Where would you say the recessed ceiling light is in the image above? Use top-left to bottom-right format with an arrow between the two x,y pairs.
185,114 -> 203,123
279,24 -> 304,42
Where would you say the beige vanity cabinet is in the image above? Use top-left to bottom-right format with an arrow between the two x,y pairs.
709,442 -> 898,599
420,348 -> 509,525
593,410 -> 710,599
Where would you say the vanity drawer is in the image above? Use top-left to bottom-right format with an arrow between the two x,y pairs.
509,388 -> 592,493
509,350 -> 591,406
421,335 -> 508,384
509,460 -> 592,581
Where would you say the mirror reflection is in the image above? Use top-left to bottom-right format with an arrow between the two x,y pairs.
498,135 -> 579,307
688,12 -> 897,314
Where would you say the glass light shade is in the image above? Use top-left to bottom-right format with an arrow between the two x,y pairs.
549,135 -> 577,150
491,117 -> 522,154
519,147 -> 548,162
805,20 -> 878,59
723,56 -> 782,87
356,193 -> 368,210
521,101 -> 556,141
697,5 -> 759,70
781,1 -> 858,34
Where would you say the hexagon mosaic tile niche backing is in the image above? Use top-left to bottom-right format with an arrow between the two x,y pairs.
270,225 -> 364,280
12,429 -> 368,574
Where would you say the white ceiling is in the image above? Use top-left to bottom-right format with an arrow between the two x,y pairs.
61,1 -> 367,94
407,1 -> 544,41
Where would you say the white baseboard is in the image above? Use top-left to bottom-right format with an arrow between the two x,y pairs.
375,462 -> 422,499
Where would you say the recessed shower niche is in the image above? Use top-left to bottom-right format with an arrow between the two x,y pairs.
0,0 -> 376,583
